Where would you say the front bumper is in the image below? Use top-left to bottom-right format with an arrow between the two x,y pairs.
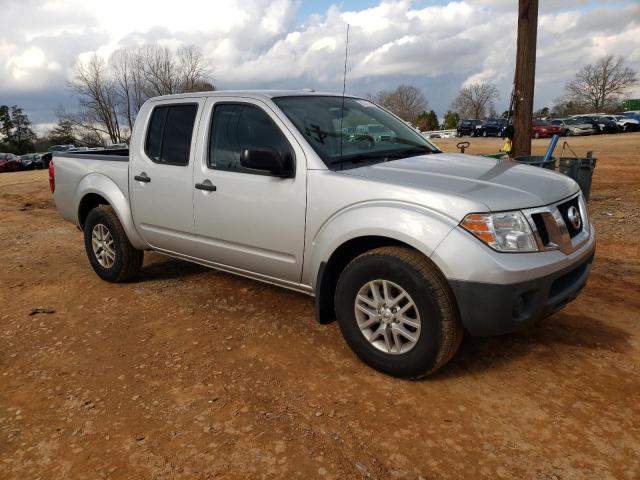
449,247 -> 594,336
431,192 -> 596,337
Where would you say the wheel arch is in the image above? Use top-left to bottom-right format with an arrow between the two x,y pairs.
75,174 -> 146,249
310,204 -> 456,325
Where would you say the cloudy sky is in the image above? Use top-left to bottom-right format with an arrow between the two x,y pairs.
1,0 -> 639,132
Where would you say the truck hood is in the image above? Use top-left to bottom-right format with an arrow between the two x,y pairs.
338,152 -> 579,211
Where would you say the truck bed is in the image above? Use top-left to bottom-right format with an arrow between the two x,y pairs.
52,150 -> 130,228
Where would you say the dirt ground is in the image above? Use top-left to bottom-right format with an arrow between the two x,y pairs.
1,133 -> 639,480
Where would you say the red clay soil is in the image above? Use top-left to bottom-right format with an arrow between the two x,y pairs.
1,133 -> 639,479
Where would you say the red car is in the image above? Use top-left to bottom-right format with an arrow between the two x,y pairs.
0,153 -> 22,172
532,120 -> 565,138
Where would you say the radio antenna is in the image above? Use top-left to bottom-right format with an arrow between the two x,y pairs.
339,23 -> 350,161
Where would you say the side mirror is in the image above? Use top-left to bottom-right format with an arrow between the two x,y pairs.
240,147 -> 292,178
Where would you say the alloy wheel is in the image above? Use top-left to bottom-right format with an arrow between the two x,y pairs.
354,280 -> 421,355
91,223 -> 116,268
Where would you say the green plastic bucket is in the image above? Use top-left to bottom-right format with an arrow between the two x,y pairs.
559,156 -> 597,200
513,155 -> 557,170
481,152 -> 506,159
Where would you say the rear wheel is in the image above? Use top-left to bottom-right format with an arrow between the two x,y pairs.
83,205 -> 143,282
335,246 -> 463,378
533,132 -> 540,139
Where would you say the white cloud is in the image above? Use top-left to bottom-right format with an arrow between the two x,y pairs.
6,47 -> 61,84
0,0 -> 638,124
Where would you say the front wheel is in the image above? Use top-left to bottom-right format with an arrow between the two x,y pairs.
84,205 -> 143,282
335,247 -> 463,378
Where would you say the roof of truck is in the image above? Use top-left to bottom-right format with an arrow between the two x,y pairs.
149,89 -> 359,102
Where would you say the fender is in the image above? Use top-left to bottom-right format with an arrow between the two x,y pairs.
302,200 -> 458,289
74,173 -> 147,250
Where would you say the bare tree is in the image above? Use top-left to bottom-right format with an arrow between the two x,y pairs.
371,85 -> 428,122
451,83 -> 499,119
68,44 -> 214,144
177,45 -> 212,93
140,45 -> 180,97
111,48 -> 147,133
560,55 -> 638,112
68,54 -> 122,143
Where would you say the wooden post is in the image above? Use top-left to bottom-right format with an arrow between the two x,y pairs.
512,0 -> 538,158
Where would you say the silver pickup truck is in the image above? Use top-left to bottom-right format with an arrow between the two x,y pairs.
51,90 -> 595,378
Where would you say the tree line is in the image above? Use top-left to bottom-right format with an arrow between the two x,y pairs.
369,54 -> 637,131
1,43 -> 214,154
1,53 -> 636,154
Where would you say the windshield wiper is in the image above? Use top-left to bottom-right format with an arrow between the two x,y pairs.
382,147 -> 434,159
330,147 -> 436,167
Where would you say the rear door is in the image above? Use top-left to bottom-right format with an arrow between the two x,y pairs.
191,97 -> 307,283
129,98 -> 204,252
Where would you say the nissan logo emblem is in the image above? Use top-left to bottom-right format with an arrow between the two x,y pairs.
567,206 -> 582,230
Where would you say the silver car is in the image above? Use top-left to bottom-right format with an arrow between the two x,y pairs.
549,118 -> 595,136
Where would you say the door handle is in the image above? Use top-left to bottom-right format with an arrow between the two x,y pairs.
195,181 -> 217,192
134,173 -> 151,183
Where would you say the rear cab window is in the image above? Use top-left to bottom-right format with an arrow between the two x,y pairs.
145,104 -> 198,166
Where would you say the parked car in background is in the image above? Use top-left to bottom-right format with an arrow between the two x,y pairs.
41,153 -> 53,169
456,119 -> 482,136
19,153 -> 44,170
531,119 -> 564,138
548,118 -> 594,136
573,115 -> 619,134
618,111 -> 640,122
477,118 -> 508,137
600,114 -> 640,132
48,144 -> 76,153
0,153 -> 22,172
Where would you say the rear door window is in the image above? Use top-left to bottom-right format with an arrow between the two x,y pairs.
145,104 -> 198,166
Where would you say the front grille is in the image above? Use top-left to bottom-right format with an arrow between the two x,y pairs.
524,193 -> 590,254
531,213 -> 549,245
556,197 -> 583,238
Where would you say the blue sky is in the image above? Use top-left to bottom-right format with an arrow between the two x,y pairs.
0,0 -> 638,131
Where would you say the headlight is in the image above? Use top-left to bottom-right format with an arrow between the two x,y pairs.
461,211 -> 538,252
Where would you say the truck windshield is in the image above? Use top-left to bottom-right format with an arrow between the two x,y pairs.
273,96 -> 439,168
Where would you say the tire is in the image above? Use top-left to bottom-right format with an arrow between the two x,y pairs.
534,132 -> 540,139
334,246 -> 463,378
482,130 -> 487,137
83,205 -> 143,282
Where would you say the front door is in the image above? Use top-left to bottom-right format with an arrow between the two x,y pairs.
191,97 -> 307,283
129,98 -> 203,252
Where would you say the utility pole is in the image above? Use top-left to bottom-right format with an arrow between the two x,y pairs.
512,0 -> 538,157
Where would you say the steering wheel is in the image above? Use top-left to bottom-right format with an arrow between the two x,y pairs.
456,141 -> 470,153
